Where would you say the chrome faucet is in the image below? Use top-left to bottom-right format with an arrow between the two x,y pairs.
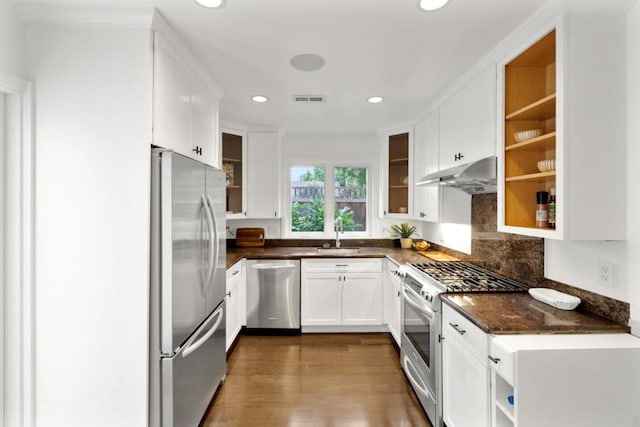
334,217 -> 344,248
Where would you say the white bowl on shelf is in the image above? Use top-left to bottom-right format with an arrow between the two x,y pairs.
514,129 -> 543,142
537,159 -> 555,172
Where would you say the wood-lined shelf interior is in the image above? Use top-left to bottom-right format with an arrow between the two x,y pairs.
222,132 -> 244,214
503,29 -> 557,230
388,132 -> 409,214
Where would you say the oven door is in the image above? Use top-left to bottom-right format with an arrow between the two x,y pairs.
401,280 -> 438,394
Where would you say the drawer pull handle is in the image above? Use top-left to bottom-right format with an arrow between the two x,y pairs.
488,356 -> 501,364
335,264 -> 348,267
449,323 -> 466,335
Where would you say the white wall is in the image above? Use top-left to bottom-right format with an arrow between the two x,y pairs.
0,0 -> 24,76
628,0 -> 640,335
26,24 -> 152,426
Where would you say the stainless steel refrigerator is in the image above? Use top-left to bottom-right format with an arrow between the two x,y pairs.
150,149 -> 226,427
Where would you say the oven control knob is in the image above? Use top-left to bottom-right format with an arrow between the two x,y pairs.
420,290 -> 425,296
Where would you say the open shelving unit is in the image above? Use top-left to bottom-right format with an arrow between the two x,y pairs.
387,132 -> 409,214
222,132 -> 244,214
503,29 -> 557,232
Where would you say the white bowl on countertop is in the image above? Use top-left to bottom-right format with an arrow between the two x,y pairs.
529,288 -> 581,310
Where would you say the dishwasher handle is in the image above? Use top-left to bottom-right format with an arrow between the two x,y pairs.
251,264 -> 297,270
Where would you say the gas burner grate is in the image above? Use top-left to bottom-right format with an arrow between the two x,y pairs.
409,261 -> 527,293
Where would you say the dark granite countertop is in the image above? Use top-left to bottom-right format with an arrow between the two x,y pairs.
226,246 -> 427,269
441,293 -> 629,335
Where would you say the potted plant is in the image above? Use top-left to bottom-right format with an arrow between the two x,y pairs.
391,223 -> 417,249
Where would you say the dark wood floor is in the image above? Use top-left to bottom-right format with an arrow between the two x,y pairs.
203,333 -> 432,426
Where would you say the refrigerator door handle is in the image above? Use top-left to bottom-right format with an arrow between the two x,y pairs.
206,195 -> 219,290
182,305 -> 224,359
201,194 -> 215,295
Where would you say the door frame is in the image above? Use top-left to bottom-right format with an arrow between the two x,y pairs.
0,70 -> 35,427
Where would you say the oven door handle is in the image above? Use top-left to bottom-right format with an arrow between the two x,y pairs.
402,286 -> 435,320
402,354 -> 435,402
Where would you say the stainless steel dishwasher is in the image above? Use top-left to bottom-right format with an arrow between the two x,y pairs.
246,259 -> 301,332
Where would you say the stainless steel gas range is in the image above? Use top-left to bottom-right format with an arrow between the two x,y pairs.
399,261 -> 526,427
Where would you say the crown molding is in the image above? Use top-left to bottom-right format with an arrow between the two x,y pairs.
16,4 -> 155,27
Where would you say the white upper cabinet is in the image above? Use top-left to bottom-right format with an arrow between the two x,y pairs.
153,34 -> 220,166
498,13 -> 626,240
247,132 -> 281,218
413,109 -> 441,222
439,65 -> 497,171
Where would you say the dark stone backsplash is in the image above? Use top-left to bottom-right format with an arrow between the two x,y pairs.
433,193 -> 629,325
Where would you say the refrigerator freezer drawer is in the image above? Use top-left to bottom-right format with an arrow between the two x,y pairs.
160,303 -> 226,427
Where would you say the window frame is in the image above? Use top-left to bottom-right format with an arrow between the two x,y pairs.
283,159 -> 372,239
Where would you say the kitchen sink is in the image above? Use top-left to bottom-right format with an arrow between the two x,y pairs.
316,247 -> 360,254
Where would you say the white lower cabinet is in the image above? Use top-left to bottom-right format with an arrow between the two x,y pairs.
225,260 -> 245,351
442,304 -> 490,427
385,260 -> 402,346
301,259 -> 383,329
442,303 -> 640,427
488,334 -> 640,427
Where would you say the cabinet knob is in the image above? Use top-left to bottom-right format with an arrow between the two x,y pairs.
192,146 -> 202,156
454,152 -> 464,161
274,211 -> 277,217
226,291 -> 231,298
488,356 -> 501,364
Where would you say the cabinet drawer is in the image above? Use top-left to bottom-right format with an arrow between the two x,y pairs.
489,337 -> 515,384
443,304 -> 488,366
302,258 -> 382,273
226,260 -> 242,283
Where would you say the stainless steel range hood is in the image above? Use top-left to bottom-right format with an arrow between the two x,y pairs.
416,156 -> 497,194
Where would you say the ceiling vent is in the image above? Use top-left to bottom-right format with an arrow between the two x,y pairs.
293,95 -> 326,103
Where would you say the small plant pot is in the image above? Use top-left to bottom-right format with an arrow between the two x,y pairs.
400,238 -> 413,249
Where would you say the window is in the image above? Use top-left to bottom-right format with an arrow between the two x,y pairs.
288,165 -> 369,236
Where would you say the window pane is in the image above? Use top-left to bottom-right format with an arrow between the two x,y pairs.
334,167 -> 367,232
291,166 -> 325,232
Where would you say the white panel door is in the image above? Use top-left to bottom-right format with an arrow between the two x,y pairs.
153,34 -> 192,158
438,92 -> 464,171
225,272 -> 239,351
413,109 -> 441,222
462,65 -> 497,163
246,132 -> 280,218
443,338 -> 489,427
301,275 -> 341,325
386,270 -> 402,346
341,273 -> 382,325
190,73 -> 219,167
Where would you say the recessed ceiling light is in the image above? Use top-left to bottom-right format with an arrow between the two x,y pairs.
418,0 -> 450,11
290,54 -> 326,72
251,95 -> 269,103
367,96 -> 384,104
194,0 -> 226,8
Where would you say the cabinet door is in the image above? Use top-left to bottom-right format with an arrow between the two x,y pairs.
301,275 -> 341,325
442,338 -> 490,427
153,34 -> 193,158
462,65 -> 496,163
341,273 -> 382,325
190,74 -> 219,167
225,274 -> 239,351
439,92 -> 464,171
246,132 -> 280,218
386,271 -> 402,345
413,110 -> 441,222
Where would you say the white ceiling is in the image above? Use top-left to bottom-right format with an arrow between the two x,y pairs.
15,0 -> 549,134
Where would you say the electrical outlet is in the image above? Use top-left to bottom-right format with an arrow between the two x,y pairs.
598,261 -> 615,287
